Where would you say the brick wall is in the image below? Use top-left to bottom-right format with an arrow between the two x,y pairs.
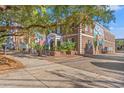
63,22 -> 115,55
82,35 -> 95,55
103,28 -> 115,53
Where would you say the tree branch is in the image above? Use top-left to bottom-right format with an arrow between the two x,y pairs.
0,22 -> 64,31
0,33 -> 23,38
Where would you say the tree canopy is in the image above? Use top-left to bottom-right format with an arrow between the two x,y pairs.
0,5 -> 116,47
0,5 -> 116,35
0,6 -> 115,26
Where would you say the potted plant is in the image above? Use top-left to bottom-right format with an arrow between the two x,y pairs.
58,42 -> 67,55
66,41 -> 76,55
50,46 -> 61,56
31,41 -> 43,56
59,41 -> 76,55
34,44 -> 44,56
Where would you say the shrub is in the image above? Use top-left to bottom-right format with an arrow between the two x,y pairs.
59,41 -> 75,52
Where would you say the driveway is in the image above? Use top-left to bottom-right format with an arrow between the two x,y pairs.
0,53 -> 124,88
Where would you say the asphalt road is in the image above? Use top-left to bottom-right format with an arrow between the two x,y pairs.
0,52 -> 123,88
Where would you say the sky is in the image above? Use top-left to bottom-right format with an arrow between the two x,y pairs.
109,5 -> 124,39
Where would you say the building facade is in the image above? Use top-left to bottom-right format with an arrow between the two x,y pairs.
6,21 -> 115,56
63,22 -> 115,55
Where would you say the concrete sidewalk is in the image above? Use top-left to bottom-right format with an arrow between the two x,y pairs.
0,54 -> 123,88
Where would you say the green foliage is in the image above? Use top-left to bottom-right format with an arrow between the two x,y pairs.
59,41 -> 75,52
116,40 -> 124,46
0,37 -> 7,48
0,6 -> 115,30
30,41 -> 43,50
0,30 -> 8,47
94,39 -> 97,50
30,41 -> 35,48
34,44 -> 44,50
0,5 -> 116,44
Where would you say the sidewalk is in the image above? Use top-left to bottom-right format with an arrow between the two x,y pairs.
6,51 -> 83,62
0,54 -> 123,87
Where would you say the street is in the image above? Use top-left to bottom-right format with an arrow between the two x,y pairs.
0,52 -> 124,88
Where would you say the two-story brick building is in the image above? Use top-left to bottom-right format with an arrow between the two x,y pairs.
9,21 -> 115,56
62,22 -> 115,55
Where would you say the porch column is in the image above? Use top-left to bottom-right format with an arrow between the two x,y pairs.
54,37 -> 57,51
78,24 -> 83,55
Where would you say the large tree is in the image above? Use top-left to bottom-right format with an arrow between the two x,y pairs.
0,5 -> 115,37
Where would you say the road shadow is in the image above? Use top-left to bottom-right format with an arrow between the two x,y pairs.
91,62 -> 124,72
102,69 -> 124,77
7,52 -> 48,60
90,55 -> 124,62
0,77 -> 124,88
0,68 -> 124,87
